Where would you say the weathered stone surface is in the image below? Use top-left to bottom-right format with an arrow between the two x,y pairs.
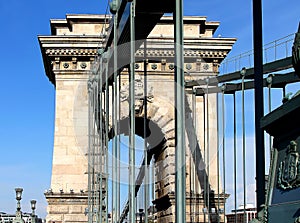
39,14 -> 235,223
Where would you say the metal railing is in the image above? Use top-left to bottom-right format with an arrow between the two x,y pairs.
220,33 -> 295,75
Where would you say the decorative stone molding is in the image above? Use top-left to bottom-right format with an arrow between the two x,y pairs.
80,62 -> 87,69
63,62 -> 69,69
161,59 -> 166,71
72,57 -> 77,70
213,59 -> 219,73
46,48 -> 98,57
277,140 -> 300,190
151,63 -> 158,70
132,61 -> 214,73
186,63 -> 192,70
169,63 -> 174,70
135,49 -> 228,59
203,63 -> 209,70
120,75 -> 154,115
54,57 -> 60,70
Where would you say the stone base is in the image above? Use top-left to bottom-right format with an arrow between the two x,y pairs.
45,192 -> 88,223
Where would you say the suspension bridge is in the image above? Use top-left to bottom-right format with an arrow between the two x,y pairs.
38,0 -> 300,223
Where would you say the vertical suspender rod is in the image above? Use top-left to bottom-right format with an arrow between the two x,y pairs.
129,1 -> 136,222
174,1 -> 186,222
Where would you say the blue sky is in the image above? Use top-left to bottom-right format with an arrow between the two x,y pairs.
0,0 -> 299,219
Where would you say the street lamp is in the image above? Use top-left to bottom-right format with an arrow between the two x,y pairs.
240,67 -> 246,77
31,200 -> 37,223
15,188 -> 23,202
13,188 -> 25,223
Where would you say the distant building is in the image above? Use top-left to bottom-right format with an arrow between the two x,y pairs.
0,212 -> 44,223
226,204 -> 257,223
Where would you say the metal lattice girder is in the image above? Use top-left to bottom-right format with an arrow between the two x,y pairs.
100,0 -> 176,88
193,71 -> 299,96
104,0 -> 175,49
185,56 -> 293,88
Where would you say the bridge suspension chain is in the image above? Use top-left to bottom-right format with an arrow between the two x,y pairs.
84,0 -> 275,222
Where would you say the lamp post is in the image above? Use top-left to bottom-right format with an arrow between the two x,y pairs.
13,188 -> 25,223
31,200 -> 37,223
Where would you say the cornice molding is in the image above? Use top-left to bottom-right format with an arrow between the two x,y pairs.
135,49 -> 228,59
39,33 -> 235,87
46,48 -> 98,57
44,47 -> 228,59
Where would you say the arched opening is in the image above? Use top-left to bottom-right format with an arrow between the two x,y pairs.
114,117 -> 167,159
106,116 -> 170,221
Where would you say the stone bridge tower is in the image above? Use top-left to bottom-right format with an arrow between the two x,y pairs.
39,14 -> 235,223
